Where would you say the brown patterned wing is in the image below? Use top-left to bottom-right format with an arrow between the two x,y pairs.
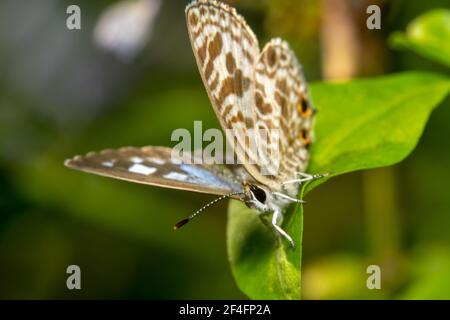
253,38 -> 315,187
185,1 -> 270,185
65,146 -> 242,197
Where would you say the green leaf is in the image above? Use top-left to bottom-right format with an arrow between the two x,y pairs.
227,72 -> 449,300
389,9 -> 450,67
227,186 -> 305,300
398,246 -> 450,299
308,72 -> 449,190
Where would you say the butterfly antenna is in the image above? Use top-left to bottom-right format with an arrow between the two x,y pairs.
173,191 -> 244,230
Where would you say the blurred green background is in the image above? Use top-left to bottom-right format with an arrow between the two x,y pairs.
0,0 -> 449,299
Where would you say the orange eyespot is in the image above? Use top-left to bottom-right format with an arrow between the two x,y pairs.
299,128 -> 312,148
297,96 -> 313,118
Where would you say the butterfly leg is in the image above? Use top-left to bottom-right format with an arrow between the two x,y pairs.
259,213 -> 282,246
258,212 -> 272,230
282,172 -> 329,185
272,209 -> 294,248
297,172 -> 329,180
273,192 -> 306,204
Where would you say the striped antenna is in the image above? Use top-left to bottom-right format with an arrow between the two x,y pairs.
173,191 -> 244,230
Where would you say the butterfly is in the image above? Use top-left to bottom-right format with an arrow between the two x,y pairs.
65,0 -> 326,247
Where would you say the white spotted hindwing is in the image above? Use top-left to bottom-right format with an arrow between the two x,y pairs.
65,147 -> 242,197
254,38 -> 315,186
185,1 -> 274,187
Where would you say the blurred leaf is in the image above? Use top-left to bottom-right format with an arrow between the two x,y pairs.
0,214 -> 71,299
399,246 -> 450,299
389,9 -> 450,67
302,255 -> 377,300
227,72 -> 449,300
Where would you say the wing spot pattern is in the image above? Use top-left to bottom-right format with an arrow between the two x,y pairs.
129,164 -> 157,175
164,172 -> 188,181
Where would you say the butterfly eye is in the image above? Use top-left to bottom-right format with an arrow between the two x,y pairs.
251,186 -> 267,204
